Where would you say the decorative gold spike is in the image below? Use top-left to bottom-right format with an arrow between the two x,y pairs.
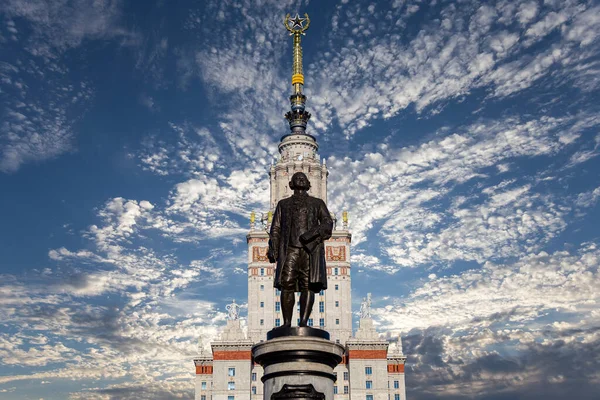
284,13 -> 310,94
250,211 -> 256,223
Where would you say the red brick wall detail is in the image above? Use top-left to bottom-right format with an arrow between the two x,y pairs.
196,365 -> 213,374
387,364 -> 405,373
348,349 -> 387,359
213,351 -> 252,360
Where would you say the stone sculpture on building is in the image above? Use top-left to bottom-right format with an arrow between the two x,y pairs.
226,299 -> 241,321
360,293 -> 372,319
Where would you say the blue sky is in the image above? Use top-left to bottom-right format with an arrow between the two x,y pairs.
1,0 -> 600,399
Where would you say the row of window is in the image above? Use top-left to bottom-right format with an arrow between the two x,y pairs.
329,390 -> 400,400
264,300 -> 340,311
261,286 -> 340,293
255,268 -> 344,278
204,380 -> 400,397
216,367 -> 391,379
204,390 -> 400,399
255,267 -> 344,277
260,318 -> 341,326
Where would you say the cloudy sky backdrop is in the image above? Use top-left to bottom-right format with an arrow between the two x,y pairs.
1,0 -> 600,399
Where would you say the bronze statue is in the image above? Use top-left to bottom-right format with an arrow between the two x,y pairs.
268,172 -> 333,328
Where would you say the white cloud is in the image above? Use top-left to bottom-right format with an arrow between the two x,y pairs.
302,0 -> 597,139
376,241 -> 600,342
327,114 -> 596,269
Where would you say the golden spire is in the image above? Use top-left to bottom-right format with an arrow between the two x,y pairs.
284,13 -> 310,94
284,13 -> 311,135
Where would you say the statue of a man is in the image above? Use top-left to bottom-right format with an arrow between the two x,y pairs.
268,172 -> 333,328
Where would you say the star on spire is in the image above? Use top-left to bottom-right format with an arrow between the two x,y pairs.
289,14 -> 305,30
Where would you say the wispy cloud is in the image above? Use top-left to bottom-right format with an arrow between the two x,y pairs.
327,114 -> 599,268
305,0 -> 600,138
0,0 -> 133,172
373,242 -> 600,398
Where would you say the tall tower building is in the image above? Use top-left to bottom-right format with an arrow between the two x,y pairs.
194,13 -> 406,400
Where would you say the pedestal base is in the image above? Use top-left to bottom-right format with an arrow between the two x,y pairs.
252,334 -> 345,400
267,326 -> 330,340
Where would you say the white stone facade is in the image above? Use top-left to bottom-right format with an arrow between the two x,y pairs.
194,130 -> 407,400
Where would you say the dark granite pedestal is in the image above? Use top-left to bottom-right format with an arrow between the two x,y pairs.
253,327 -> 345,400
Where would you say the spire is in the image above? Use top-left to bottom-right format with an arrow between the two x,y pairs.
284,13 -> 311,135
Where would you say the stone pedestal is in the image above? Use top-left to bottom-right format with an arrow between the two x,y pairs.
252,328 -> 345,400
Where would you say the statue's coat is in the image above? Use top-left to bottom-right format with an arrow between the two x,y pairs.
269,195 -> 333,293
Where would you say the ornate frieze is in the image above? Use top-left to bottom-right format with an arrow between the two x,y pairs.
252,246 -> 269,262
326,246 -> 346,261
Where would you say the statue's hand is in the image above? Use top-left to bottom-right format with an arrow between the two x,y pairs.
300,231 -> 319,244
267,248 -> 277,263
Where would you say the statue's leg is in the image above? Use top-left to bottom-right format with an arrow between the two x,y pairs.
281,290 -> 295,327
281,247 -> 300,327
298,248 -> 314,327
299,291 -> 314,327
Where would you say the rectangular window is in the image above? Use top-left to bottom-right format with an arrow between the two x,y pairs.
334,267 -> 339,275
308,318 -> 313,326
252,373 -> 257,381
260,268 -> 264,276
275,302 -> 281,312
394,394 -> 400,400
344,372 -> 349,381
366,395 -> 373,400
394,380 -> 399,389
336,339 -> 340,344
260,301 -> 264,308
336,318 -> 340,325
228,382 -> 235,390
334,386 -> 338,394
228,367 -> 235,377
275,288 -> 280,295
260,284 -> 264,291
335,284 -> 339,290
319,290 -> 324,295
275,318 -> 280,327
319,301 -> 324,312
201,396 -> 206,400
344,386 -> 349,394
252,386 -> 257,395
228,396 -> 235,400
319,318 -> 324,327
335,301 -> 339,307
365,366 -> 372,375
201,382 -> 206,390
334,372 -> 338,382
260,319 -> 264,325
366,380 -> 372,389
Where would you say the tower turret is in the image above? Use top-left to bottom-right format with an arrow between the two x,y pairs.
275,14 -> 322,204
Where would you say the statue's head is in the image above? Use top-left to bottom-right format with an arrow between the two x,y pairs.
289,172 -> 311,191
